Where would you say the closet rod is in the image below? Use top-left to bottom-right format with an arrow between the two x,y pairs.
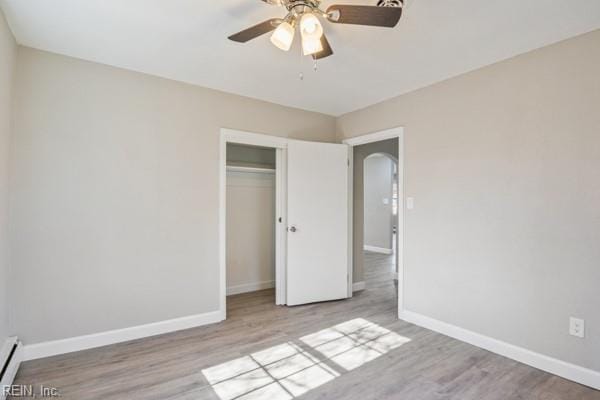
226,165 -> 275,174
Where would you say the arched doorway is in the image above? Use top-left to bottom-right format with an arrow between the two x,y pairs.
363,153 -> 398,291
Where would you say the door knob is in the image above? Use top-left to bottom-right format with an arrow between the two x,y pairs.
289,225 -> 297,233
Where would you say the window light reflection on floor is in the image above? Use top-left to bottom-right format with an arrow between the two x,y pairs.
201,318 -> 410,400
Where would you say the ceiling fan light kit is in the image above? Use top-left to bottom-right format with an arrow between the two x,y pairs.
302,35 -> 323,55
229,0 -> 404,60
270,21 -> 296,51
300,12 -> 323,39
299,12 -> 324,55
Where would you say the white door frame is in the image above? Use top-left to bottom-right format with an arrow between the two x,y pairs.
219,129 -> 288,319
342,127 -> 405,317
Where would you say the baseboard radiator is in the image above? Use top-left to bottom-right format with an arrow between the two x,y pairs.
0,337 -> 23,398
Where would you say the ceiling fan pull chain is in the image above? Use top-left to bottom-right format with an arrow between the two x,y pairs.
299,39 -> 304,80
313,57 -> 318,72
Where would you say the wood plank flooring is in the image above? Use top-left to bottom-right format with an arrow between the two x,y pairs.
12,252 -> 599,399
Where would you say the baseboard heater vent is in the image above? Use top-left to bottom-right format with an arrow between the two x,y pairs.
0,337 -> 23,397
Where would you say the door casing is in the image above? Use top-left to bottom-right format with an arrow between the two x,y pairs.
343,127 -> 405,318
219,129 -> 289,319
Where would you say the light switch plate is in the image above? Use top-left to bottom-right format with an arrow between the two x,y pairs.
406,197 -> 414,210
569,317 -> 585,338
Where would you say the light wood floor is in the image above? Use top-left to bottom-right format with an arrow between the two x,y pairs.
13,252 -> 599,399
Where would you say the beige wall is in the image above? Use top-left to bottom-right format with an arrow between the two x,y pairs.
338,30 -> 600,371
10,47 -> 336,344
0,8 -> 16,343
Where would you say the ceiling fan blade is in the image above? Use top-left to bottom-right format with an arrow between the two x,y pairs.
326,5 -> 402,27
228,18 -> 282,43
313,35 -> 334,60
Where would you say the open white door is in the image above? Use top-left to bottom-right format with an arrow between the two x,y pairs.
286,140 -> 349,306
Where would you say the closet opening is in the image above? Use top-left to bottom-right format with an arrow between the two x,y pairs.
225,143 -> 279,304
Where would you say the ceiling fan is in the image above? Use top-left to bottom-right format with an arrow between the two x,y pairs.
228,0 -> 404,60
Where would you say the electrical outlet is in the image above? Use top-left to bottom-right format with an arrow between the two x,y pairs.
569,317 -> 585,338
406,197 -> 414,210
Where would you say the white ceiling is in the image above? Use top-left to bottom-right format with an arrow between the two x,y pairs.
2,0 -> 600,116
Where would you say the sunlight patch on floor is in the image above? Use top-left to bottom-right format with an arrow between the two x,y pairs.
202,319 -> 410,400
301,318 -> 410,371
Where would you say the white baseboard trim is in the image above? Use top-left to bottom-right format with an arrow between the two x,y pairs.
399,310 -> 600,390
1,337 -> 23,397
22,310 -> 224,361
364,245 -> 393,255
352,281 -> 366,292
227,280 -> 275,296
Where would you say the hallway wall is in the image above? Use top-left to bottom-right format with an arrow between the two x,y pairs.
364,155 -> 394,252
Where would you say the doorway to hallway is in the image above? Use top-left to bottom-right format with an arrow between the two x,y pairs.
363,153 -> 398,290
